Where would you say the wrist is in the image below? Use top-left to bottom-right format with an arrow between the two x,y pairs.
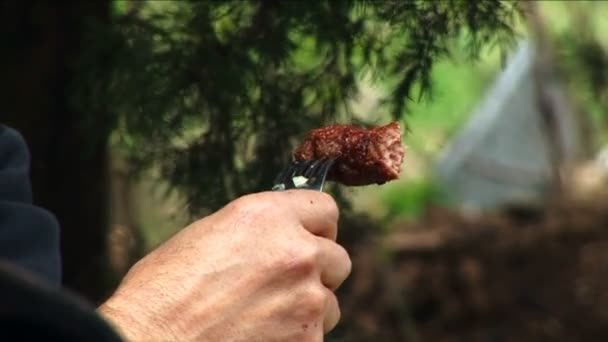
97,298 -> 154,342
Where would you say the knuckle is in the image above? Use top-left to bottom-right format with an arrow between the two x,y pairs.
226,194 -> 252,214
298,285 -> 327,320
232,192 -> 282,219
287,190 -> 339,221
314,192 -> 339,222
330,245 -> 352,289
339,245 -> 353,278
232,193 -> 262,210
335,302 -> 342,322
280,240 -> 320,276
328,292 -> 342,328
324,194 -> 340,221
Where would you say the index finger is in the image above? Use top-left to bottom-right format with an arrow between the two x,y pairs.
281,190 -> 339,240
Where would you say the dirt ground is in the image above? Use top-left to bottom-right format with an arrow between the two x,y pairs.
330,193 -> 608,342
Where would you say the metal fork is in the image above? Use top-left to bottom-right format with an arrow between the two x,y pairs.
272,158 -> 335,192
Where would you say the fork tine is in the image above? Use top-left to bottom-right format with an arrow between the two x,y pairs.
272,158 -> 335,192
273,160 -> 298,186
285,160 -> 315,189
275,159 -> 313,190
283,161 -> 310,189
307,158 -> 335,191
296,160 -> 315,175
302,159 -> 324,178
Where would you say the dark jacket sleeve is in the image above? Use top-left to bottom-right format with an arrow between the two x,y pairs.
0,125 -> 62,286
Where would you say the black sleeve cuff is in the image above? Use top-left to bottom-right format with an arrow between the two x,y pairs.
0,125 -> 62,286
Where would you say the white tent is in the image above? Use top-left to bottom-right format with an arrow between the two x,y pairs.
435,40 -> 582,211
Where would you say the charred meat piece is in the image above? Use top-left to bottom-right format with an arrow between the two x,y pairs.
293,122 -> 405,186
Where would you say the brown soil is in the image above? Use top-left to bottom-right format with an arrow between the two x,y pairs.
331,194 -> 608,342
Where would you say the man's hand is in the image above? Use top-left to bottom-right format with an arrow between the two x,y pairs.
98,190 -> 351,341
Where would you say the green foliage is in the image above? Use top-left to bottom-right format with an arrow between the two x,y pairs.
379,177 -> 445,221
76,0 -> 523,215
368,48 -> 502,221
543,1 -> 608,147
362,0 -> 522,116
403,47 -> 501,160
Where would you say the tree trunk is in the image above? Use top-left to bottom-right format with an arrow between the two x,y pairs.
0,1 -> 114,303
